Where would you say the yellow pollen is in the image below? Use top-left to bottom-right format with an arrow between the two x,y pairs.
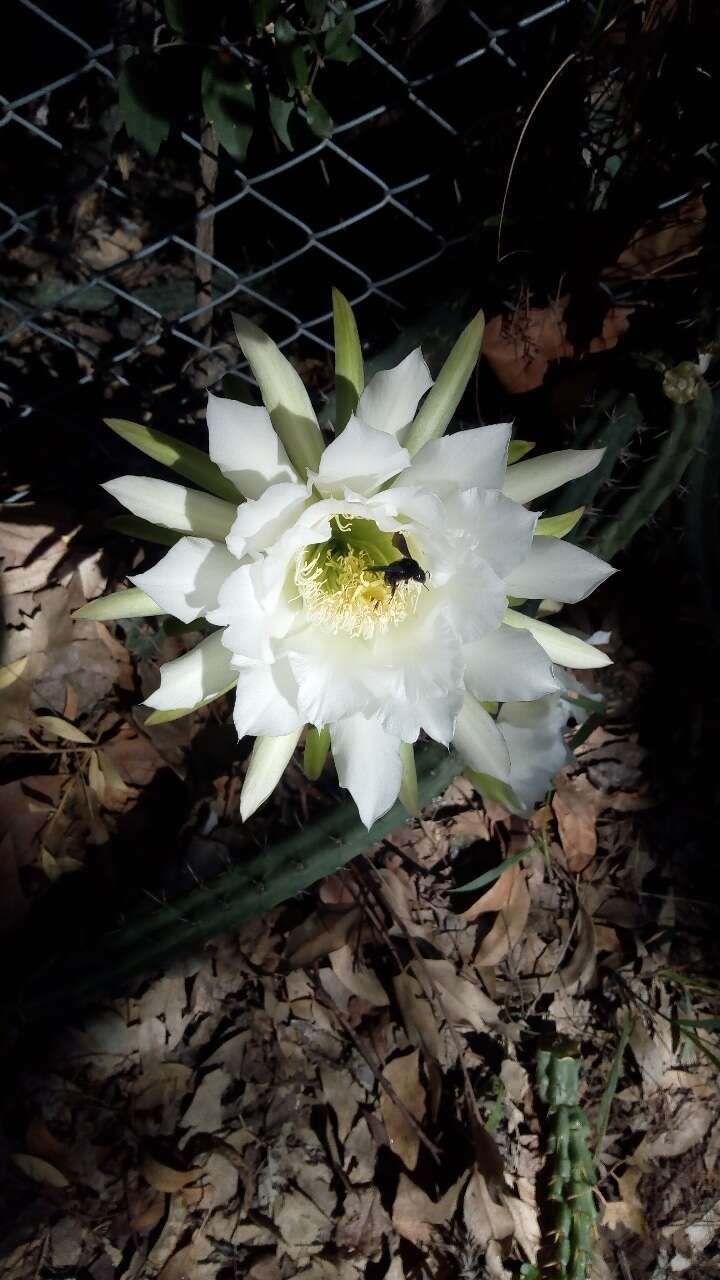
295,545 -> 421,639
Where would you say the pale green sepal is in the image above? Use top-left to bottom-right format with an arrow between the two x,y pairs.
73,587 -> 165,622
144,678 -> 238,725
303,725 -> 330,780
332,287 -> 364,434
232,314 -> 324,479
107,515 -> 183,546
398,741 -> 419,816
503,448 -> 605,505
465,768 -> 523,815
240,729 -> 303,820
104,418 -> 240,503
403,310 -> 485,456
508,439 -> 535,464
535,507 -> 585,538
504,608 -> 612,668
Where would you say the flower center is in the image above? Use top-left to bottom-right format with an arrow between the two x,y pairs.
295,520 -> 423,640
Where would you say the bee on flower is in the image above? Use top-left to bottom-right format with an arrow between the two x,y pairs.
84,292 -> 613,827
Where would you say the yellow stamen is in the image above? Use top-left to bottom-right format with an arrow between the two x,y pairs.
295,545 -> 421,640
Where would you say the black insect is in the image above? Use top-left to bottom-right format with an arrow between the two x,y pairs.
367,533 -> 428,597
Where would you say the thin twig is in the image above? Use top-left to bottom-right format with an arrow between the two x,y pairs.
312,982 -> 443,1162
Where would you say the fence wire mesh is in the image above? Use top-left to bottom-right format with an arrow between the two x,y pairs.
1,0 -> 581,436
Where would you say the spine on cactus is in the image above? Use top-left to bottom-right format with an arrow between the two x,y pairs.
551,384 -> 714,564
590,381 -> 713,563
533,1041 -> 597,1280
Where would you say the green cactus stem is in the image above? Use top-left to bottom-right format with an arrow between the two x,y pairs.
534,1040 -> 597,1280
591,381 -> 714,563
11,742 -> 461,1026
549,394 -> 644,535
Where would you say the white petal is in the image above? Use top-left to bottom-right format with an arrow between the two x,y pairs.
452,695 -> 511,781
502,449 -> 604,505
233,659 -> 303,737
103,476 -> 236,541
233,315 -> 323,478
504,609 -> 612,669
408,423 -> 511,496
315,414 -> 410,497
331,714 -> 403,829
225,482 -> 310,559
286,629 -> 374,727
424,549 -> 507,644
130,537 -> 237,624
206,391 -> 297,499
144,631 -> 236,710
356,348 -> 433,440
463,626 -> 561,702
504,537 -> 615,603
240,729 -> 302,821
211,560 -> 295,662
498,696 -> 571,814
442,487 -> 537,577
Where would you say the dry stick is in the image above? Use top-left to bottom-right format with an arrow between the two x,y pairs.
192,121 -> 220,365
312,982 -> 443,1163
364,858 -> 503,1179
497,52 -> 576,263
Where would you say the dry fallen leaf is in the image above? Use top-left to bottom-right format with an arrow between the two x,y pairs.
484,295 -> 634,394
473,865 -> 531,967
606,193 -> 705,281
11,1153 -> 70,1188
330,942 -> 389,1006
380,1049 -> 426,1170
602,1166 -> 647,1236
142,1153 -> 201,1193
392,1170 -> 468,1245
286,907 -> 362,967
463,1169 -> 514,1247
553,772 -> 604,872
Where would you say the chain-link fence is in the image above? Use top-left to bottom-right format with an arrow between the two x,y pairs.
1,0 -> 582,440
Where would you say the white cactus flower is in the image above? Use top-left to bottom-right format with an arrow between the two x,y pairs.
91,296 -> 614,827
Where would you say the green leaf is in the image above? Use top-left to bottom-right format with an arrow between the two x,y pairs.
403,310 -> 485,456
507,439 -> 535,464
464,767 -> 523,815
73,587 -> 165,622
164,0 -> 214,37
269,94 -> 295,151
325,9 -> 355,57
332,287 -> 363,432
118,52 -> 173,157
449,846 -> 531,894
303,726 -> 330,780
535,507 -> 585,538
252,0 -> 281,27
106,515 -> 184,547
326,40 -> 360,63
304,0 -> 327,24
103,418 -> 240,503
287,44 -> 310,91
201,60 -> 255,163
275,15 -> 298,44
306,94 -> 333,139
145,679 -> 237,725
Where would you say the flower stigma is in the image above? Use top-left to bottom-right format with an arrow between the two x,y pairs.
294,519 -> 423,640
